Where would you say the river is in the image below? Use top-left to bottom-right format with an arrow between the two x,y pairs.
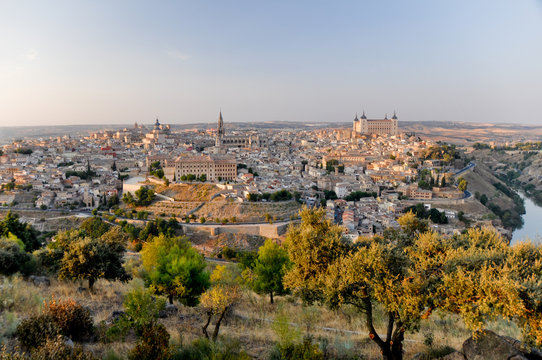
511,192 -> 542,245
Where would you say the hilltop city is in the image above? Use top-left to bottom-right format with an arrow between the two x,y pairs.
0,111 -> 504,241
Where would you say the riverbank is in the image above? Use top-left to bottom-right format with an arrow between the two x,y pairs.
511,192 -> 542,244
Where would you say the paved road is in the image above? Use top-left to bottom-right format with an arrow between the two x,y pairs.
455,162 -> 476,176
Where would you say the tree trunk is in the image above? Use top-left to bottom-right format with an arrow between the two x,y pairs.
363,299 -> 403,360
270,291 -> 274,304
212,306 -> 228,342
88,277 -> 95,290
168,294 -> 173,304
202,311 -> 212,339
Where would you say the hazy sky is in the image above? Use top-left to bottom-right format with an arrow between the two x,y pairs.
1,0 -> 542,127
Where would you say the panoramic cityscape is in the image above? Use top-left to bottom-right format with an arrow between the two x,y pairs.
1,1 -> 542,360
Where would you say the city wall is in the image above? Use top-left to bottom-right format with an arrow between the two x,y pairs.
181,222 -> 290,239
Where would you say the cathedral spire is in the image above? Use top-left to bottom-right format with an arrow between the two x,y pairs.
392,110 -> 397,120
361,110 -> 367,119
217,111 -> 224,137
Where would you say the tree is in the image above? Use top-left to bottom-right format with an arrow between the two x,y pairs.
58,228 -> 130,290
0,210 -> 40,251
0,235 -> 33,275
80,217 -> 111,238
164,178 -> 170,187
200,265 -> 241,341
458,177 -> 468,192
123,187 -> 155,207
141,235 -> 210,305
250,239 -> 291,304
284,207 -> 542,360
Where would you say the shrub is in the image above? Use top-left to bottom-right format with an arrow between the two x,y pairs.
31,335 -> 98,360
108,287 -> 166,339
44,298 -> 94,341
15,314 -> 60,349
15,298 -> 93,349
171,338 -> 250,360
34,248 -> 64,275
128,323 -> 170,360
0,237 -> 32,276
274,337 -> 324,360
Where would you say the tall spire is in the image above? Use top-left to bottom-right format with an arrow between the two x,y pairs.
392,110 -> 397,120
384,113 -> 388,120
217,110 -> 224,137
354,113 -> 359,121
361,110 -> 367,119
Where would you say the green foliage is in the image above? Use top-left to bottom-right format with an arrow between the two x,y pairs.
123,187 -> 156,207
15,298 -> 94,350
404,203 -> 448,224
128,323 -> 170,360
123,287 -> 166,331
248,190 -> 293,202
323,190 -> 337,200
138,217 -> 179,242
80,216 -> 111,238
271,306 -> 301,348
65,170 -> 96,180
171,338 -> 250,360
473,142 -> 491,150
457,177 -> 468,192
0,211 -> 41,251
251,239 -> 291,303
0,236 -> 33,276
15,314 -> 59,349
58,229 -> 130,289
31,335 -> 98,360
200,265 -> 242,341
343,191 -> 377,201
151,169 -> 165,179
423,143 -> 459,164
284,207 -> 542,357
141,235 -> 210,305
274,337 -> 324,360
14,148 -> 32,155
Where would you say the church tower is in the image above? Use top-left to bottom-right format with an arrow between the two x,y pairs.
215,111 -> 224,147
217,111 -> 224,137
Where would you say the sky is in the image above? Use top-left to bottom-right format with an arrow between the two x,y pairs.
1,0 -> 542,127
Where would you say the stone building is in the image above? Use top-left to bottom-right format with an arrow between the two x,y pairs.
174,154 -> 237,181
353,111 -> 398,136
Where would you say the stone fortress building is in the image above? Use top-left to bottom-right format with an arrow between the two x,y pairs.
353,111 -> 398,136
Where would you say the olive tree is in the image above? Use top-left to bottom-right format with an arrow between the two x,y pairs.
284,207 -> 542,360
58,227 -> 130,290
200,264 -> 242,341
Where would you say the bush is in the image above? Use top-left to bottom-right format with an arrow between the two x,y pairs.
44,298 -> 94,341
0,237 -> 32,276
274,337 -> 324,360
15,298 -> 93,349
34,248 -> 64,275
128,323 -> 170,360
171,338 -> 250,360
30,334 -> 98,360
15,314 -> 60,349
107,287 -> 166,339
